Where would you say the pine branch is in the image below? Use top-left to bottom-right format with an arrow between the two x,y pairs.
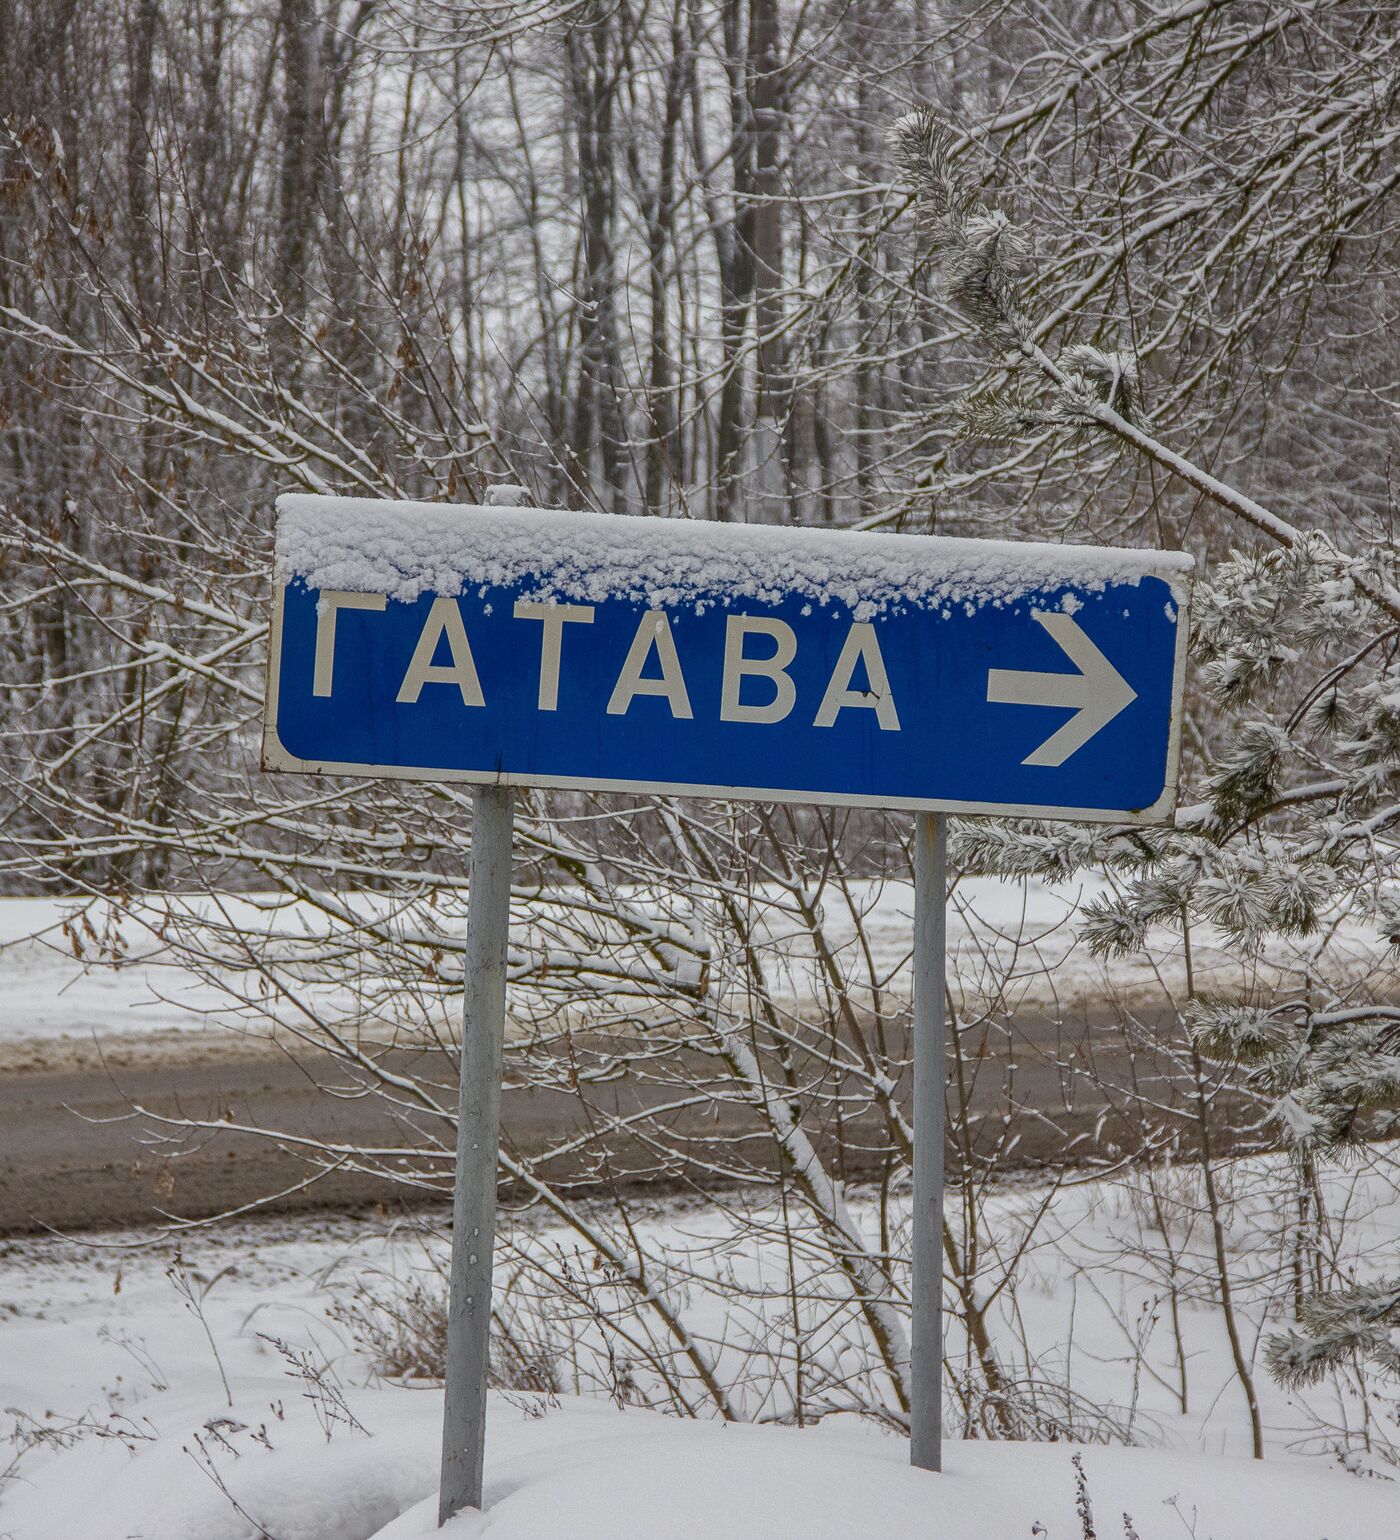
1264,1279 -> 1400,1388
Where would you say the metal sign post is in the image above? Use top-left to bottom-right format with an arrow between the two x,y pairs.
910,811 -> 947,1471
438,785 -> 514,1523
261,496 -> 1190,1517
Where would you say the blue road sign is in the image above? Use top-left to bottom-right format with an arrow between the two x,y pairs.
264,498 -> 1192,823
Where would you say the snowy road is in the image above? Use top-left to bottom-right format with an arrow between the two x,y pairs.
0,1005 -> 1258,1234
0,883 -> 1354,1232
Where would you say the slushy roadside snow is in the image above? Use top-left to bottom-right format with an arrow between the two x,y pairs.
3,879 -> 1384,1052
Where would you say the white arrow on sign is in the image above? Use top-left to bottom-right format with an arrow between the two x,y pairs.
986,611 -> 1138,768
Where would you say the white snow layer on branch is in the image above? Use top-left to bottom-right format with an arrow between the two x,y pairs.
275,496 -> 1194,618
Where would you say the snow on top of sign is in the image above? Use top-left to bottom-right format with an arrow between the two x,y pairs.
276,495 -> 1194,617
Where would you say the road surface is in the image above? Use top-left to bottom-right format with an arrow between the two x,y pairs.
0,1009 -> 1254,1234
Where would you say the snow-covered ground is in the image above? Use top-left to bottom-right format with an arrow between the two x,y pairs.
0,895 -> 240,1046
2,1157 -> 1397,1538
1,878 -> 1382,1055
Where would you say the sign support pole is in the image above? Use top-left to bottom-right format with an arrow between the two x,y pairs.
439,784 -> 514,1524
910,810 -> 946,1472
